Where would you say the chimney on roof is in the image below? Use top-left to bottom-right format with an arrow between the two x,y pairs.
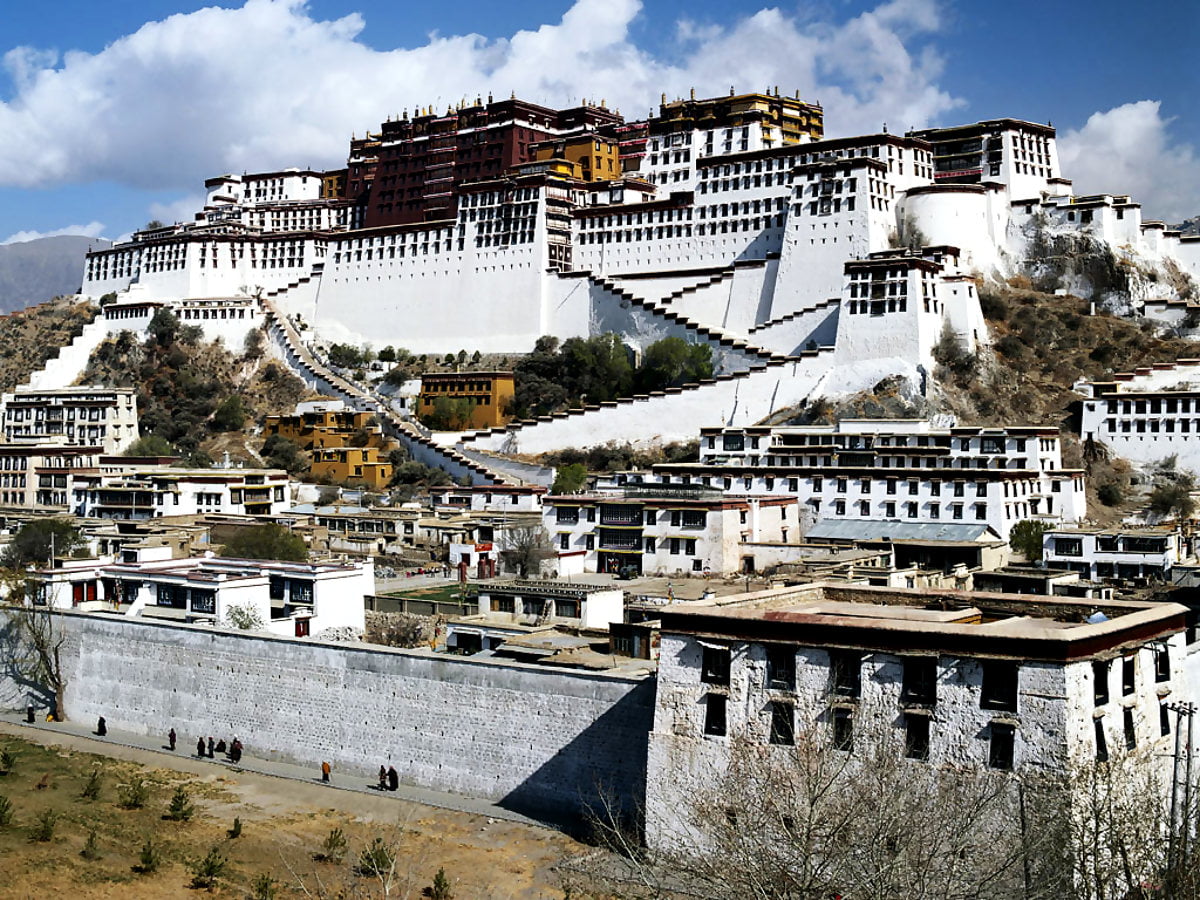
690,87 -> 695,100
730,85 -> 735,96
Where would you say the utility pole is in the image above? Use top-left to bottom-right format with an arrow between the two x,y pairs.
1168,701 -> 1196,872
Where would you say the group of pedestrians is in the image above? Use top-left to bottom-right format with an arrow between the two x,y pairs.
88,716 -> 403,797
377,764 -> 399,791
192,733 -> 243,764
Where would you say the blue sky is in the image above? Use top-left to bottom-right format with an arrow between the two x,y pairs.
0,0 -> 1195,244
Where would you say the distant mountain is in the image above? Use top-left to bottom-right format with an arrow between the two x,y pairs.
1176,216 -> 1200,236
0,235 -> 110,313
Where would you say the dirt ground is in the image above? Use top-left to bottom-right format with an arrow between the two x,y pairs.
0,731 -> 586,899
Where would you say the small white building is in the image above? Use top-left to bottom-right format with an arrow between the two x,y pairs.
1042,527 -> 1190,582
35,553 -> 371,638
429,484 -> 547,514
73,467 -> 291,519
1,386 -> 139,455
542,483 -> 798,577
1077,361 -> 1200,473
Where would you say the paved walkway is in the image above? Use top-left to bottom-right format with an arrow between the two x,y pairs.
0,712 -> 549,829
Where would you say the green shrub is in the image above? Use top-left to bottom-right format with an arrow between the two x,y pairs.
80,767 -> 102,801
0,747 -> 15,773
1097,481 -> 1125,506
135,838 -> 161,874
0,794 -> 13,826
1009,520 -> 1048,562
189,846 -> 228,891
166,785 -> 194,821
228,816 -> 243,839
120,777 -> 150,810
81,828 -> 102,860
357,836 -> 395,878
251,872 -> 279,900
29,809 -> 58,842
429,866 -> 454,900
316,826 -> 347,864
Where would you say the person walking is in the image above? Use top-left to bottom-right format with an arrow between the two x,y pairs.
207,737 -> 215,759
196,736 -> 206,758
378,766 -> 387,791
321,760 -> 331,783
230,738 -> 243,765
168,728 -> 177,751
387,765 -> 398,792
96,716 -> 107,737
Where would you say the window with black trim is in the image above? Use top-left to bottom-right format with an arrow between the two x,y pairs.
981,660 -> 1018,713
1093,660 -> 1110,706
901,657 -> 937,706
769,701 -> 795,745
704,694 -> 727,736
904,713 -> 930,760
1123,707 -> 1137,750
701,645 -> 731,686
1094,719 -> 1108,762
1155,647 -> 1171,682
989,722 -> 1015,770
766,646 -> 795,690
829,650 -> 861,698
1122,656 -> 1136,695
832,707 -> 853,751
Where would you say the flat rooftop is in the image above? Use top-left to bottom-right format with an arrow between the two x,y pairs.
659,582 -> 1187,661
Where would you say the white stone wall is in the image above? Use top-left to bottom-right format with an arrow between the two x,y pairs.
0,609 -> 655,820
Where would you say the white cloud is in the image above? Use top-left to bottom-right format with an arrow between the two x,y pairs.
0,0 -> 960,195
148,193 -> 205,227
2,221 -> 106,244
1058,101 -> 1200,224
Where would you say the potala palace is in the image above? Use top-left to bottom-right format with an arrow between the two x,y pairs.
77,89 -> 1199,458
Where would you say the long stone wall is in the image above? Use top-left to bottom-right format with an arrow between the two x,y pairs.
0,610 -> 655,822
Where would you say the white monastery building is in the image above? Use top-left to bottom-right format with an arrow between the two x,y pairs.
74,90 -> 1199,447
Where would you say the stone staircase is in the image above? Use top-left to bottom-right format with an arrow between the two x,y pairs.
259,294 -> 506,486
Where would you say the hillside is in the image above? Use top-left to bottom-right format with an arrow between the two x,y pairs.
0,235 -> 108,312
80,314 -> 311,462
0,296 -> 98,392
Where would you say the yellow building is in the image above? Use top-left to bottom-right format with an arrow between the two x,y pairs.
264,407 -> 389,451
532,135 -> 621,182
652,89 -> 824,147
309,446 -> 394,489
418,372 -> 515,430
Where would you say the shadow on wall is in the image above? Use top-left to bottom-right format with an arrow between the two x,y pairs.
0,612 -> 55,715
498,677 -> 656,833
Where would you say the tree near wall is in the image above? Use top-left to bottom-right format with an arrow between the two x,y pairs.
551,463 -> 588,494
498,526 -> 555,577
221,524 -> 307,562
0,569 -> 69,721
1,519 -> 85,568
1009,519 -> 1048,562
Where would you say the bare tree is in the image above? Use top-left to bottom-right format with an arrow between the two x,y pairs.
0,572 -> 69,720
498,525 -> 555,577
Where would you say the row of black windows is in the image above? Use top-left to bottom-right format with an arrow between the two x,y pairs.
701,695 -> 1017,770
702,645 -> 1021,712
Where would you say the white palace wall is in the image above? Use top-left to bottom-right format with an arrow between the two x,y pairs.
0,610 -> 654,821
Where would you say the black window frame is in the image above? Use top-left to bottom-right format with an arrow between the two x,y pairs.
701,645 -> 731,686
980,660 -> 1019,713
704,693 -> 727,736
769,701 -> 795,746
829,649 -> 862,699
904,713 -> 930,761
832,707 -> 853,751
901,657 -> 937,707
766,646 -> 796,691
989,722 -> 1015,770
